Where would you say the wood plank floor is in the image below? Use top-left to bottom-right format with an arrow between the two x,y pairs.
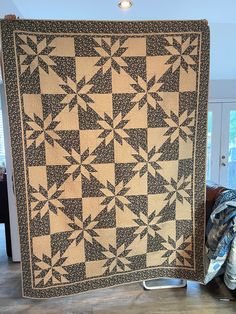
0,224 -> 236,314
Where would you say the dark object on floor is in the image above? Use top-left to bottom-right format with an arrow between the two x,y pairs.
205,276 -> 236,301
0,173 -> 12,257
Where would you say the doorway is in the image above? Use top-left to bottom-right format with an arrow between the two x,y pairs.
207,101 -> 236,188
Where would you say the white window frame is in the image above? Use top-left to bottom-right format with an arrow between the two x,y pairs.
208,99 -> 236,187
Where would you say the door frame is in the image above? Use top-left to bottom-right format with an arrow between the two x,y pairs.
208,101 -> 222,183
219,102 -> 236,186
208,99 -> 236,187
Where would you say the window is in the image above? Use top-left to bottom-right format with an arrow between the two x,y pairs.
206,111 -> 213,180
207,102 -> 236,189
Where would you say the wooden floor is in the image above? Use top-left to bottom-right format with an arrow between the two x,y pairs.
0,224 -> 236,314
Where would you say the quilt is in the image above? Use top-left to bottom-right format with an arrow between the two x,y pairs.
0,19 -> 209,298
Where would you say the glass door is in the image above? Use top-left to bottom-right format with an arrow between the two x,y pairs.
207,102 -> 236,188
207,102 -> 221,183
220,103 -> 236,189
206,111 -> 212,180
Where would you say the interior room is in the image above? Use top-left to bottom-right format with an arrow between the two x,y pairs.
0,0 -> 236,313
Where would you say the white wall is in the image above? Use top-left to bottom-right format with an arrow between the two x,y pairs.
209,80 -> 236,100
210,23 -> 236,80
8,0 -> 236,23
0,0 -> 22,18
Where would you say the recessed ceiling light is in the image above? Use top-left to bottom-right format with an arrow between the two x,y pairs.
118,0 -> 133,9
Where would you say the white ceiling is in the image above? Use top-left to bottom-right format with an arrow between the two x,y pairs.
1,0 -> 236,80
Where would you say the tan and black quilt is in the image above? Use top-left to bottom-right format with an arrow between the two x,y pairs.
0,20 -> 209,298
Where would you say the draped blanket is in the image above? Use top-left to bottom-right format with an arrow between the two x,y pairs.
1,20 -> 209,298
205,190 -> 236,290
